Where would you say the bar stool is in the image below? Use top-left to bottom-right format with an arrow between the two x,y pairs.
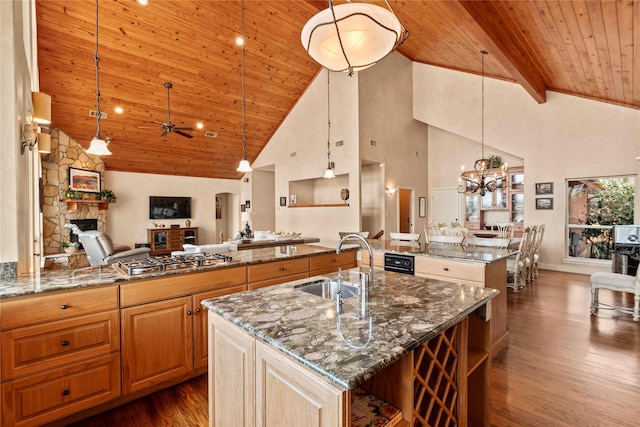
590,270 -> 640,321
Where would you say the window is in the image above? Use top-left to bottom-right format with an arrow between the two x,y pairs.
567,176 -> 635,260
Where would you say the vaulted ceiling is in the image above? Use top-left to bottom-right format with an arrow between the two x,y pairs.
36,1 -> 639,180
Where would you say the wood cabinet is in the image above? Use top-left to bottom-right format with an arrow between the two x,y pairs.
209,315 -> 345,427
247,258 -> 309,290
147,227 -> 198,255
0,285 -> 120,427
120,267 -> 247,394
508,167 -> 525,235
309,251 -> 357,276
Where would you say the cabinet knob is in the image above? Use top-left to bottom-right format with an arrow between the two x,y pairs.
62,389 -> 71,396
196,308 -> 201,313
187,311 -> 192,316
60,304 -> 69,310
443,267 -> 449,271
332,259 -> 337,263
61,340 -> 70,346
279,267 -> 285,271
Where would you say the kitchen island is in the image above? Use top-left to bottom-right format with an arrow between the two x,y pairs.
204,268 -> 498,427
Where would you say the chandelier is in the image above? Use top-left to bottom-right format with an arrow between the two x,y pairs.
457,50 -> 506,197
86,0 -> 112,156
301,0 -> 409,76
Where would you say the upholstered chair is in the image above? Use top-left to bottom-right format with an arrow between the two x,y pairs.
78,230 -> 151,266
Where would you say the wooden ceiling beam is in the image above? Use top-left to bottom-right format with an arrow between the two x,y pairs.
451,0 -> 547,104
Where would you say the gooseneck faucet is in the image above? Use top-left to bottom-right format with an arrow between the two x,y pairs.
336,234 -> 374,299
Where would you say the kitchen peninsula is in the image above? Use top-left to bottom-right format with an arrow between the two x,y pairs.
360,239 -> 515,357
204,269 -> 498,427
0,245 -> 356,427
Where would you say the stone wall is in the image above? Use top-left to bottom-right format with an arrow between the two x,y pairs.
42,129 -> 106,256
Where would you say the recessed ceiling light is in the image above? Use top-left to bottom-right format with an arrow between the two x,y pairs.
137,0 -> 148,5
236,37 -> 244,46
114,106 -> 124,114
196,122 -> 204,129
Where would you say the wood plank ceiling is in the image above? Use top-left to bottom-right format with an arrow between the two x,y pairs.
35,1 -> 639,180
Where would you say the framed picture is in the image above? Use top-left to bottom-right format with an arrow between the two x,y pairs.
419,197 -> 426,218
245,200 -> 251,209
279,196 -> 287,207
68,167 -> 100,193
215,196 -> 222,219
240,204 -> 246,212
535,182 -> 553,195
536,197 -> 553,210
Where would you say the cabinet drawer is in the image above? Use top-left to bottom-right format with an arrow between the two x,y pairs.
248,272 -> 309,290
247,258 -> 309,283
415,258 -> 485,284
1,311 -> 120,381
0,286 -> 119,330
1,353 -> 120,427
309,252 -> 356,273
120,266 -> 247,307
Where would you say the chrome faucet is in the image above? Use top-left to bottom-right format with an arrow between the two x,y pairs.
336,234 -> 374,299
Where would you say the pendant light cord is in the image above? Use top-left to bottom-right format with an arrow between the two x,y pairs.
241,0 -> 247,160
327,70 -> 331,167
94,0 -> 102,138
481,50 -> 487,160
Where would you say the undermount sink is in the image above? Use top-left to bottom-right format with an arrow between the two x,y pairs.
295,279 -> 360,299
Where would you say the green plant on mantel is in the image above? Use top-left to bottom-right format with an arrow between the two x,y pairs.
61,241 -> 80,249
487,155 -> 503,169
99,189 -> 117,203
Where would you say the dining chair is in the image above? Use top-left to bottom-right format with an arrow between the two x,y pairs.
494,222 -> 515,238
590,269 -> 640,321
524,225 -> 538,283
531,224 -> 545,279
507,226 -> 530,292
389,232 -> 420,242
466,235 -> 511,248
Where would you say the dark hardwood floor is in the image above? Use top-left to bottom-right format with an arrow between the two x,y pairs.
67,270 -> 639,427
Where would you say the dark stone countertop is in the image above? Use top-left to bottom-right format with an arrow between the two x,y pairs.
0,244 -> 347,299
203,268 -> 497,390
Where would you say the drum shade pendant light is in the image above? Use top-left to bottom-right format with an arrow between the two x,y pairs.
236,0 -> 252,173
301,0 -> 409,75
457,51 -> 506,197
86,0 -> 111,156
323,70 -> 335,179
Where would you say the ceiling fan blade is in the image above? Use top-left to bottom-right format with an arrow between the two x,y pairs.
159,129 -> 169,137
174,126 -> 194,131
137,125 -> 158,129
174,129 -> 194,139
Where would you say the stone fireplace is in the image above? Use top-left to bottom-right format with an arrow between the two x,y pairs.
42,129 -> 107,256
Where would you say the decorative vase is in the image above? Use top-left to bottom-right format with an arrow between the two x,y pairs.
64,246 -> 77,254
185,219 -> 191,227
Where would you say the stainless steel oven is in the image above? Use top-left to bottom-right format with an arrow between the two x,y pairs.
383,253 -> 415,275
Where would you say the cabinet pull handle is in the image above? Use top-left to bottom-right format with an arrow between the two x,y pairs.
187,311 -> 192,316
279,267 -> 285,271
60,304 -> 69,310
443,267 -> 449,271
62,389 -> 71,396
332,259 -> 337,262
61,341 -> 70,346
196,308 -> 201,313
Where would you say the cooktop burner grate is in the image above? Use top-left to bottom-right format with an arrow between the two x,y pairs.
116,253 -> 233,276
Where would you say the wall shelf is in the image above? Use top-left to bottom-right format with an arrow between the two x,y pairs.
288,204 -> 349,208
61,199 -> 109,211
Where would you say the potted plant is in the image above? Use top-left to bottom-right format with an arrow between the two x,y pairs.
99,189 -> 117,203
62,241 -> 80,254
488,155 -> 503,169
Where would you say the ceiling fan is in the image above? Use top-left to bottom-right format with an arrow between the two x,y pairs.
139,82 -> 194,139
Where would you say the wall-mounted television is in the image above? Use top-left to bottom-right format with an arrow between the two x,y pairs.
149,196 -> 192,219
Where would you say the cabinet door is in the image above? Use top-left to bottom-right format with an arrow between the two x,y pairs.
511,193 -> 524,223
209,314 -> 256,427
193,285 -> 246,370
121,297 -> 193,394
255,341 -> 345,427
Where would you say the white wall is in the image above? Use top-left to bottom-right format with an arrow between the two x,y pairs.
415,63 -> 640,274
250,170 -> 275,231
253,69 -> 361,240
105,171 -> 240,248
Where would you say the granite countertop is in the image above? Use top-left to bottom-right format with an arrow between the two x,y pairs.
203,268 -> 498,390
318,238 -> 517,263
0,244 -> 346,299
